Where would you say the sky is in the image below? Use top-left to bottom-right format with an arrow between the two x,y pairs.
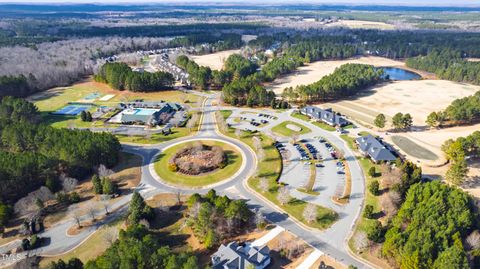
0,0 -> 480,6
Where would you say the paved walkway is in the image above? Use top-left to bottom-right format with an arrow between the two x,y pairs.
251,226 -> 285,247
296,249 -> 324,269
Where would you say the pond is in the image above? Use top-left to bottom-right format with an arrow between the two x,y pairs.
379,67 -> 421,81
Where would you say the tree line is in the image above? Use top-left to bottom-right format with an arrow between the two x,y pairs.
442,131 -> 480,185
0,97 -> 121,204
169,33 -> 243,52
95,62 -> 174,92
282,64 -> 383,103
406,49 -> 480,85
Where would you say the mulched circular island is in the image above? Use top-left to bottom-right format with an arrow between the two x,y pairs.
153,140 -> 242,188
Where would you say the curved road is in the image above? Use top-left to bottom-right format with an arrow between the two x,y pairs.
0,92 -> 370,269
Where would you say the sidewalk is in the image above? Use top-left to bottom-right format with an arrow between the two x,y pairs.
251,226 -> 285,247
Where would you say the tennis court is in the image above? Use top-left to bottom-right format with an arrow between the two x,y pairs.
52,105 -> 91,115
83,92 -> 102,100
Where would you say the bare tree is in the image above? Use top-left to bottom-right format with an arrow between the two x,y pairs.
259,177 -> 270,193
354,231 -> 370,252
290,134 -> 299,144
302,203 -> 318,223
69,205 -> 82,228
61,176 -> 78,193
277,186 -> 291,205
175,191 -> 182,205
98,164 -> 114,178
235,128 -> 243,139
466,230 -> 480,250
87,204 -> 97,222
381,191 -> 401,219
100,195 -> 110,215
254,210 -> 265,229
102,226 -> 119,245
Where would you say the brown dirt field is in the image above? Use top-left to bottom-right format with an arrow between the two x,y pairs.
267,56 -> 406,94
327,20 -> 395,30
325,80 -> 480,126
189,49 -> 241,70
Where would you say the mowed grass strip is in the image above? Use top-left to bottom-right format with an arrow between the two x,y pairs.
217,110 -> 337,229
271,121 -> 311,137
153,140 -> 242,187
391,135 -> 438,161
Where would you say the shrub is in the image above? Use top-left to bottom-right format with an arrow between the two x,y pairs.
363,205 -> 374,219
368,166 -> 376,177
168,162 -> 178,172
366,220 -> 384,243
369,180 -> 380,196
69,192 -> 80,203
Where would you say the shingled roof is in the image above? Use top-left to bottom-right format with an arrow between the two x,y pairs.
211,241 -> 270,269
355,134 -> 397,162
300,106 -> 350,127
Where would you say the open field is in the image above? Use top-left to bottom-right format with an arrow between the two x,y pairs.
322,80 -> 480,126
153,140 -> 243,187
327,19 -> 395,30
28,79 -> 202,112
189,49 -> 241,70
267,56 -> 406,94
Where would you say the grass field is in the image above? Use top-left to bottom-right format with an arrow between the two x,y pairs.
29,79 -> 203,129
271,121 -> 311,137
391,135 -> 438,161
153,140 -> 242,187
217,110 -> 337,230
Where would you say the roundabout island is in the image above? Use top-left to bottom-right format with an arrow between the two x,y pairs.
153,139 -> 243,188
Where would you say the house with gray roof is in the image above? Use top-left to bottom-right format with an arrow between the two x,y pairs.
355,134 -> 397,163
211,241 -> 271,269
300,106 -> 350,127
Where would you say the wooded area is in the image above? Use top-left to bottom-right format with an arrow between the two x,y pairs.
95,62 -> 174,92
0,97 -> 121,204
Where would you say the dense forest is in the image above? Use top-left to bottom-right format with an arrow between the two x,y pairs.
427,91 -> 480,127
382,181 -> 478,269
176,55 -> 212,90
282,64 -> 384,103
406,49 -> 480,85
95,62 -> 174,92
0,97 -> 121,204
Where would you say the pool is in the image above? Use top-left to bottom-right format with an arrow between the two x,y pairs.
379,67 -> 421,81
133,108 -> 158,116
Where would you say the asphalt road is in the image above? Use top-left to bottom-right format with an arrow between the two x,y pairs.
0,92 -> 371,269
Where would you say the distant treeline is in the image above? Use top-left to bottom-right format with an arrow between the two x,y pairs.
169,33 -> 243,51
282,64 -> 383,103
95,62 -> 174,92
0,97 -> 121,203
406,49 -> 480,85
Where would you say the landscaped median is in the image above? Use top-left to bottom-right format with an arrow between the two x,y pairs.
217,110 -> 338,230
153,140 -> 243,188
271,120 -> 311,137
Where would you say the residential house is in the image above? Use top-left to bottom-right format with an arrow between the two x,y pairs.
211,241 -> 271,269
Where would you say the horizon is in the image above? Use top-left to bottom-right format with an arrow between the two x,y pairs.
1,0 -> 480,7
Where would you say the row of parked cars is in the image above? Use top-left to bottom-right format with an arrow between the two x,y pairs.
324,142 -> 338,159
258,113 -> 275,119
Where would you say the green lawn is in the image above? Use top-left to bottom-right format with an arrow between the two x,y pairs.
217,110 -> 337,230
153,140 -> 243,187
291,112 -> 336,132
271,121 -> 311,137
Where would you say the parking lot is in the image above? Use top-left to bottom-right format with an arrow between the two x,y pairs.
226,111 -> 280,132
277,138 -> 346,209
